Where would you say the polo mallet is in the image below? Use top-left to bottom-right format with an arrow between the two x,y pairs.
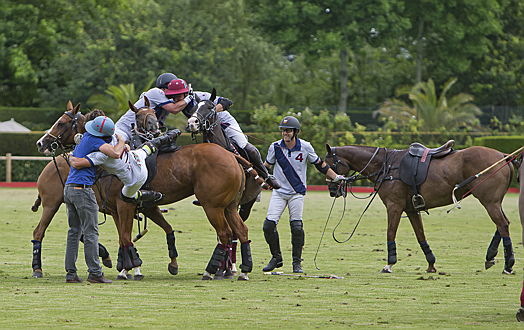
450,146 -> 524,211
264,271 -> 344,279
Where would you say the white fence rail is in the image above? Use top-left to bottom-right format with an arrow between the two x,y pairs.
0,153 -> 52,182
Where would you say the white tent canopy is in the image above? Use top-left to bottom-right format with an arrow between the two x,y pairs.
0,118 -> 31,133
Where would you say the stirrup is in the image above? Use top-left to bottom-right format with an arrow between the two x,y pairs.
412,194 -> 426,211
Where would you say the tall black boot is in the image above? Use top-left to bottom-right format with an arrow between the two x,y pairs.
120,190 -> 163,205
244,143 -> 281,189
291,220 -> 305,273
144,129 -> 181,152
262,219 -> 283,271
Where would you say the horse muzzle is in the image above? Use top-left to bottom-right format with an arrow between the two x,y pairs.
187,118 -> 200,132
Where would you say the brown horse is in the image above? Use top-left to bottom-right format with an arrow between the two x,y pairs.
324,143 -> 518,274
35,100 -> 254,280
32,100 -> 178,279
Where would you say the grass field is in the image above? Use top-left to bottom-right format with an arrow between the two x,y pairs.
0,188 -> 522,328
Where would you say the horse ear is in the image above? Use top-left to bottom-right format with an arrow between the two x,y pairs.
325,144 -> 332,153
144,95 -> 150,108
73,103 -> 81,114
210,88 -> 216,102
129,101 -> 139,113
66,100 -> 73,111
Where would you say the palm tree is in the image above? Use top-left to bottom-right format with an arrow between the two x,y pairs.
87,78 -> 154,117
375,78 -> 481,131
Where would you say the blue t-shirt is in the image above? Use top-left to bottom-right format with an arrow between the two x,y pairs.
65,133 -> 107,185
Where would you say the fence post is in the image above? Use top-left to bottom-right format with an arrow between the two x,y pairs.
5,153 -> 12,183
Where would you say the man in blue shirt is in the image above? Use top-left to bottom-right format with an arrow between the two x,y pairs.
64,116 -> 123,283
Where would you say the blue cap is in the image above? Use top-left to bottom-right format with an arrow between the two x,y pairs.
85,116 -> 115,137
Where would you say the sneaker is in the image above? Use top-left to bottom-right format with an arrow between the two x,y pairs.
65,274 -> 83,283
87,273 -> 112,283
292,262 -> 304,273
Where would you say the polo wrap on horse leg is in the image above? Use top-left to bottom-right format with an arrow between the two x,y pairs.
231,239 -> 238,264
166,231 -> 178,258
31,240 -> 42,270
486,230 -> 501,261
419,241 -> 436,264
502,236 -> 515,272
240,241 -> 253,273
262,219 -> 283,271
206,243 -> 227,274
387,241 -> 397,265
117,245 -> 142,271
290,220 -> 305,264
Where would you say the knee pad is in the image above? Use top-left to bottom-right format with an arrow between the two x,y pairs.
263,219 -> 277,233
290,220 -> 303,234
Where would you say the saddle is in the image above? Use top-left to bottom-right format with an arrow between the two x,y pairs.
399,140 -> 455,211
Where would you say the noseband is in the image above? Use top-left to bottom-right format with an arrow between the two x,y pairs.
192,102 -> 218,132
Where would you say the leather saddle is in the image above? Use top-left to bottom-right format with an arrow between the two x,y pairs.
399,140 -> 455,211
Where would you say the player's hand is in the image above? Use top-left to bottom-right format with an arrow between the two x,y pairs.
332,175 -> 347,182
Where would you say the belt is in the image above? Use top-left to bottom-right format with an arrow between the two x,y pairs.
67,183 -> 92,188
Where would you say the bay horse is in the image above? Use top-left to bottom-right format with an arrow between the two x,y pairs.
33,100 -> 178,279
324,143 -> 518,274
35,100 -> 254,280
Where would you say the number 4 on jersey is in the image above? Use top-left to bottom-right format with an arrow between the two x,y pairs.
295,153 -> 303,162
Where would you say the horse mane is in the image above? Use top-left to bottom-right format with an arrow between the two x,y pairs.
85,109 -> 106,122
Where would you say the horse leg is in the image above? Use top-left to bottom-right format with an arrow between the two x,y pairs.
142,207 -> 179,275
31,201 -> 60,278
115,202 -> 143,274
485,230 -> 501,269
484,203 -> 514,274
406,211 -> 437,273
201,207 -> 232,280
381,205 -> 403,273
232,198 -> 255,274
224,206 -> 252,281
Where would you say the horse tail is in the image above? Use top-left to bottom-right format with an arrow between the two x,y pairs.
233,154 -> 268,188
31,195 -> 41,212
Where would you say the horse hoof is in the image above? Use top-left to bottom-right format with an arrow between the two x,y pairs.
426,266 -> 437,273
201,271 -> 213,280
503,269 -> 515,275
238,273 -> 249,281
116,274 -> 132,280
380,265 -> 393,273
168,264 -> 179,275
516,308 -> 524,322
485,259 -> 495,269
133,274 -> 144,281
32,270 -> 43,278
102,257 -> 113,268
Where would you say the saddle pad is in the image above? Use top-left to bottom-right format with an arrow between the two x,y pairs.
399,152 -> 432,189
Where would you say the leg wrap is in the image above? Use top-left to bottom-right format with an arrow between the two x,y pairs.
263,219 -> 281,258
31,240 -> 42,270
98,243 -> 110,260
205,244 -> 227,274
231,239 -> 238,264
486,230 -> 501,261
240,241 -> 253,273
503,236 -> 515,271
117,245 -> 142,271
117,247 -> 124,271
166,231 -> 178,258
127,245 -> 142,269
387,241 -> 397,265
290,220 -> 305,263
419,240 -> 436,265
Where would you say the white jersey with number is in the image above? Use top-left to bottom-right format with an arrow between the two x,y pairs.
115,88 -> 173,142
86,148 -> 148,188
265,138 -> 320,195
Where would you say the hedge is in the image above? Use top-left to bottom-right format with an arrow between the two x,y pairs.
473,136 -> 524,153
0,106 -> 64,131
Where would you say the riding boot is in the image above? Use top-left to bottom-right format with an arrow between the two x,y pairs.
291,220 -> 305,273
120,190 -> 163,204
262,219 -> 283,271
143,129 -> 181,153
244,143 -> 281,189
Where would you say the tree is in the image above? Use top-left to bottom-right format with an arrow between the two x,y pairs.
375,78 -> 481,132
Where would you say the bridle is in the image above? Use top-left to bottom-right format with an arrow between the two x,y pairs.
133,108 -> 158,141
192,101 -> 218,132
46,111 -> 82,154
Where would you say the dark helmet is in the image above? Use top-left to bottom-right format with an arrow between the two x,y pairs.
279,116 -> 301,130
156,73 -> 178,89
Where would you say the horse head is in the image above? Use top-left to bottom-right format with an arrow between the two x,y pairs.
324,144 -> 352,198
129,96 -> 160,138
36,101 -> 85,155
187,88 -> 217,133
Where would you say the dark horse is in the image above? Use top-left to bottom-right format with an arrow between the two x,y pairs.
186,90 -> 262,219
35,101 -> 253,280
33,100 -> 178,279
324,143 -> 518,274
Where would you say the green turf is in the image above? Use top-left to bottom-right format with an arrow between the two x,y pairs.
0,188 -> 522,328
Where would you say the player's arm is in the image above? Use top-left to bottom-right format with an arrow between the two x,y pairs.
160,101 -> 186,115
69,156 -> 92,169
313,158 -> 344,181
98,134 -> 126,159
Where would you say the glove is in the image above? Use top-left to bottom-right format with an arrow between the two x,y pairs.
183,94 -> 194,105
332,175 -> 346,182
